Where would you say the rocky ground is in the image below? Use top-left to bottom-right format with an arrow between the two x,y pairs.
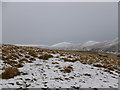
0,44 -> 119,89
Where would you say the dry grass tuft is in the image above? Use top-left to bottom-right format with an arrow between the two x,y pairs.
68,55 -> 72,58
29,57 -> 36,61
38,54 -> 53,60
93,63 -> 105,68
4,60 -> 18,66
55,56 -> 59,58
19,58 -> 29,63
63,65 -> 73,73
117,54 -> 120,57
52,62 -> 59,64
25,55 -> 30,58
15,63 -> 24,68
28,50 -> 38,57
60,53 -> 65,56
1,67 -> 20,79
1,44 -> 118,72
62,58 -> 77,62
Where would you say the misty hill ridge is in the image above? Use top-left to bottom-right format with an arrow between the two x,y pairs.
15,38 -> 119,53
51,42 -> 73,47
82,41 -> 99,47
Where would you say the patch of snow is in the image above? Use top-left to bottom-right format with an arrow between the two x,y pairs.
0,55 -> 118,88
51,42 -> 73,47
82,41 -> 100,47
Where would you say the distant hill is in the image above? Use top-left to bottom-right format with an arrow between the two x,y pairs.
15,38 -> 119,53
48,38 -> 119,53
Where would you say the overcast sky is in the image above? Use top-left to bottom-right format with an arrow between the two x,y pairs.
2,2 -> 118,45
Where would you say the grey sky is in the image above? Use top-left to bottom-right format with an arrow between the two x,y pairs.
0,2 -> 2,43
2,2 -> 118,45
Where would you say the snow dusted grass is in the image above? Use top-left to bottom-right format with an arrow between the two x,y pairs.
0,58 -> 118,88
0,44 -> 119,88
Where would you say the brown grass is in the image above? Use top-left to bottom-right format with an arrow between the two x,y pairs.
4,60 -> 18,66
63,65 -> 73,73
19,58 -> 29,63
28,50 -> 38,57
93,63 -> 105,68
52,62 -> 59,64
29,57 -> 36,61
62,58 -> 77,62
38,54 -> 53,60
60,53 -> 65,56
68,55 -> 72,58
55,56 -> 59,58
15,63 -> 24,68
1,67 -> 20,79
1,44 -> 118,72
25,55 -> 30,58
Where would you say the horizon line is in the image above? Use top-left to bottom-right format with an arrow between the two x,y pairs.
1,0 -> 119,2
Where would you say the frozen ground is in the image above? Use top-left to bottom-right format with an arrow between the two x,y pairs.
0,44 -> 119,89
0,53 -> 118,88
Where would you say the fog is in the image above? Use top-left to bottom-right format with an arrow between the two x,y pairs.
2,2 -> 118,45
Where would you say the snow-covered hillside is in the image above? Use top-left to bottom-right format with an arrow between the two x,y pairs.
82,41 -> 99,47
50,42 -> 82,50
83,38 -> 119,53
14,38 -> 119,53
51,42 -> 73,47
0,58 -> 118,88
0,44 -> 119,89
44,38 -> 119,53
